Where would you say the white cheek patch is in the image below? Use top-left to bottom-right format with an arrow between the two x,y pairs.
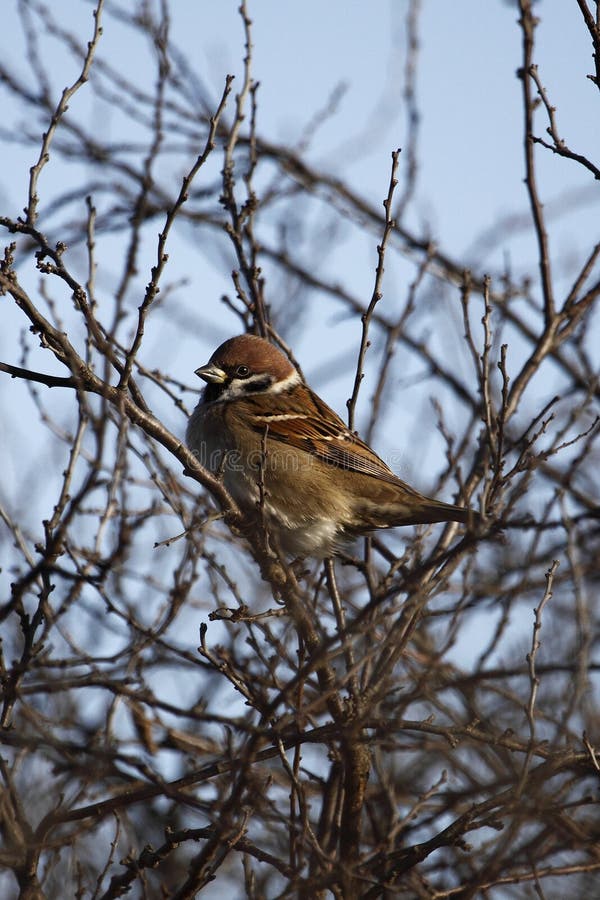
268,370 -> 301,393
217,369 -> 300,401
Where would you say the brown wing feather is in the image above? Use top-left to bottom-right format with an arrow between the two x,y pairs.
236,384 -> 473,525
244,385 -> 415,487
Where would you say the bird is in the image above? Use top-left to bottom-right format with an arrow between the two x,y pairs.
186,334 -> 478,558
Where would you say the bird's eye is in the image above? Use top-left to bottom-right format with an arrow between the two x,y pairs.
235,365 -> 250,378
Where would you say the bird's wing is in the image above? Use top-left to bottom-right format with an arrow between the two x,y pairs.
244,385 -> 416,488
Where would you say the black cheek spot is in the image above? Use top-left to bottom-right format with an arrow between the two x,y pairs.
242,376 -> 272,393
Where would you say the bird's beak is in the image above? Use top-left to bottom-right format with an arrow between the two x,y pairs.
194,363 -> 227,384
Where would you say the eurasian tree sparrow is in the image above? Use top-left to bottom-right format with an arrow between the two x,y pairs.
186,335 -> 477,557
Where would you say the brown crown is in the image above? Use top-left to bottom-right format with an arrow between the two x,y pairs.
209,334 -> 296,380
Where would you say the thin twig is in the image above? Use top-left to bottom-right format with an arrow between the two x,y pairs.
347,148 -> 401,430
118,74 -> 234,391
26,0 -> 105,225
517,1 -> 555,325
518,558 -> 560,794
